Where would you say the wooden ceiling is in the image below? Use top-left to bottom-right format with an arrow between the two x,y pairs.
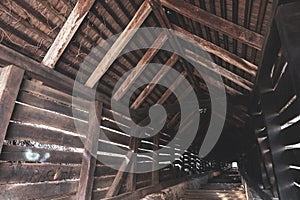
0,0 -> 275,126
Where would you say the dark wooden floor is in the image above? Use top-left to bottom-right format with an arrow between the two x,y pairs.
184,169 -> 247,200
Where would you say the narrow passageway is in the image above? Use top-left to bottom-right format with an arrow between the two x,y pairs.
184,169 -> 247,200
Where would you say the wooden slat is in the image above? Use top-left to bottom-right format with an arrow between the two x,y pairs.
0,65 -> 24,153
172,24 -> 258,76
0,145 -> 82,164
77,101 -> 102,200
161,0 -> 264,50
0,162 -> 80,184
288,149 -> 300,167
42,0 -> 95,68
6,123 -> 84,148
85,1 -> 152,88
113,32 -> 168,101
12,104 -> 87,134
281,120 -> 300,146
131,53 -> 179,109
21,80 -> 90,111
17,90 -> 88,121
0,180 -> 78,199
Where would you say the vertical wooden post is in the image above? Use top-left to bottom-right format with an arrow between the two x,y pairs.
105,128 -> 138,198
77,101 -> 102,200
126,136 -> 138,192
0,65 -> 24,153
152,134 -> 159,185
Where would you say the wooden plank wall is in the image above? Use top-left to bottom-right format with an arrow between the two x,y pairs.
0,75 -> 215,199
248,3 -> 300,198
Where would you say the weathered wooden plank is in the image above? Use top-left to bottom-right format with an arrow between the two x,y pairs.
172,24 -> 258,76
131,53 -> 179,109
0,162 -> 80,184
113,32 -> 168,101
0,180 -> 78,199
21,80 -> 90,112
101,129 -> 130,147
85,1 -> 152,88
12,104 -> 88,135
0,145 -> 82,164
0,44 -> 110,104
161,0 -> 264,50
0,65 -> 24,153
42,0 -> 96,68
77,101 -> 102,200
6,123 -> 84,148
17,90 -> 88,121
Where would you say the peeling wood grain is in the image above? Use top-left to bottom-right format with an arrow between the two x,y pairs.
42,0 -> 95,68
85,1 -> 152,88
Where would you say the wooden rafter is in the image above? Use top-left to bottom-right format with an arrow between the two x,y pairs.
42,0 -> 95,68
149,0 -> 202,97
161,0 -> 264,50
172,24 -> 258,76
85,1 -> 152,88
157,71 -> 187,105
184,49 -> 253,91
130,53 -> 179,109
0,44 -> 111,104
113,32 -> 168,101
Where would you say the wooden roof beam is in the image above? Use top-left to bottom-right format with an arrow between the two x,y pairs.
42,0 -> 95,68
161,0 -> 264,50
85,1 -> 152,88
112,32 -> 168,101
157,71 -> 188,105
172,24 -> 258,76
148,0 -> 202,97
184,49 -> 254,91
130,53 -> 179,109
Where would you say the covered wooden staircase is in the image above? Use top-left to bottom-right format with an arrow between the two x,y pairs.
184,169 -> 247,200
